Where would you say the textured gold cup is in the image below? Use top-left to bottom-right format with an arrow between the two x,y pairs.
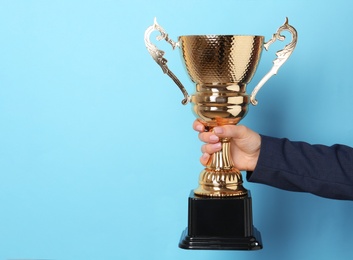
145,18 -> 297,197
180,35 -> 263,126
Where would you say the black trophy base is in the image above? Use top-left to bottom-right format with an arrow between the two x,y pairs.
179,191 -> 262,250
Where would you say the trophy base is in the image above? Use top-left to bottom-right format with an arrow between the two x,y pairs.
179,191 -> 262,250
179,227 -> 262,250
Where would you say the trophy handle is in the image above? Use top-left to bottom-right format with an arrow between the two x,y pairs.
250,17 -> 298,106
144,18 -> 191,105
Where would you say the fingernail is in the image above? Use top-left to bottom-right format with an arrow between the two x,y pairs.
201,153 -> 210,160
196,124 -> 204,132
209,134 -> 219,142
213,143 -> 222,149
214,127 -> 223,134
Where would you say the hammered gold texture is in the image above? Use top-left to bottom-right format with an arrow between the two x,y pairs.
179,35 -> 264,127
179,35 -> 264,84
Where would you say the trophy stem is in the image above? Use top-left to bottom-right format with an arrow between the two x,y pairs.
194,137 -> 248,197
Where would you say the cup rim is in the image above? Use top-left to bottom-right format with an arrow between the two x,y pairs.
178,34 -> 264,38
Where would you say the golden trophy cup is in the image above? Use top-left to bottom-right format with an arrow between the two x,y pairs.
144,18 -> 297,250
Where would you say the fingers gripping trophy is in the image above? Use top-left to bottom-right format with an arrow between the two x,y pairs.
145,18 -> 297,250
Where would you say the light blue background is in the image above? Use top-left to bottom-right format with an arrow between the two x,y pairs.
0,0 -> 352,259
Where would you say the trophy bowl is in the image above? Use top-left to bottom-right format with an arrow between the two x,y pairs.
182,35 -> 263,126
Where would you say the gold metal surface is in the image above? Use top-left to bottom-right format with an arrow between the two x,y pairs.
179,35 -> 264,126
145,18 -> 297,197
144,18 -> 190,105
194,137 -> 248,197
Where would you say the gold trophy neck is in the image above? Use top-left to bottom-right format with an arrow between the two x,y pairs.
191,83 -> 249,127
194,137 -> 248,197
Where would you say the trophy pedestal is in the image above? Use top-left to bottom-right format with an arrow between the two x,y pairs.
179,191 -> 262,250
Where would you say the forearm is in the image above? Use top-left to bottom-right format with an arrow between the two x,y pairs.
247,135 -> 353,200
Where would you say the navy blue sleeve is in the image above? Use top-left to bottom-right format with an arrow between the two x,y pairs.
246,135 -> 353,200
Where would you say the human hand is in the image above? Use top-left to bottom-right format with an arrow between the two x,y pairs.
193,120 -> 261,171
